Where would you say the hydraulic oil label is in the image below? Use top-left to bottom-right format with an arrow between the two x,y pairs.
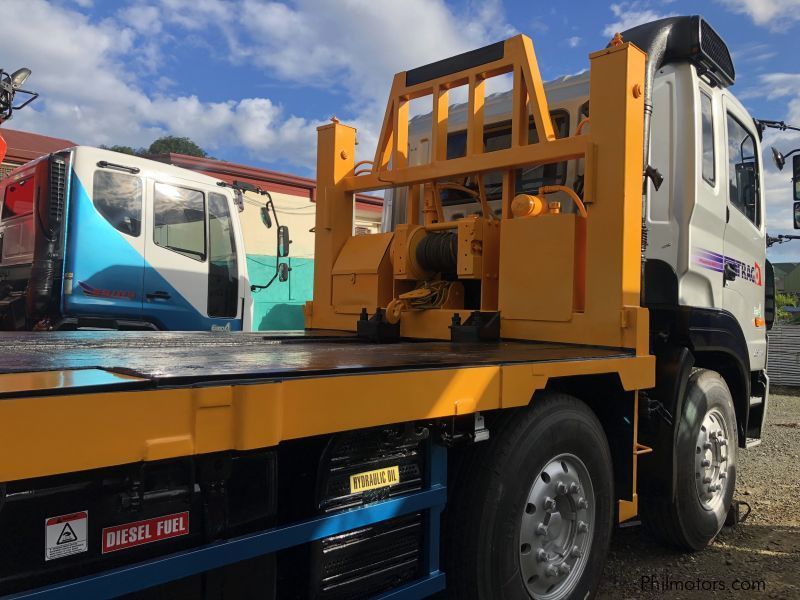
350,466 -> 400,493
102,511 -> 189,554
45,511 -> 88,561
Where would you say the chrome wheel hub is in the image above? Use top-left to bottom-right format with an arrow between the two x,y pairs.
694,407 -> 731,509
519,454 -> 594,600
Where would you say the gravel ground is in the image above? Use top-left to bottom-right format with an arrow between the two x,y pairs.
597,389 -> 800,600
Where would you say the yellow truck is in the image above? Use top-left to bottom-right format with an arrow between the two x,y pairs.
0,15 -> 773,599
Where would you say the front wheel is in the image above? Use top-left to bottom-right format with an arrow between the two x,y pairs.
641,368 -> 737,550
445,393 -> 614,600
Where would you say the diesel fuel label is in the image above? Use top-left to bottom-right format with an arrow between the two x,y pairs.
350,466 -> 400,493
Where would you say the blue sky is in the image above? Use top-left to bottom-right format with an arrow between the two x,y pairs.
2,0 -> 800,259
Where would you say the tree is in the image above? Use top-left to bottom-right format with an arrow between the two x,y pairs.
146,136 -> 207,158
99,144 -> 140,156
776,292 -> 797,323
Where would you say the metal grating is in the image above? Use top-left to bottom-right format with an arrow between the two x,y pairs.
700,19 -> 735,85
768,325 -> 800,387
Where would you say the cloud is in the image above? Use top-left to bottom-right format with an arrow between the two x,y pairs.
566,36 -> 581,48
603,3 -> 675,38
1,0 -> 515,172
716,0 -> 800,30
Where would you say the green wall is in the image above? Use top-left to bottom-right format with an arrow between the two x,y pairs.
247,255 -> 314,330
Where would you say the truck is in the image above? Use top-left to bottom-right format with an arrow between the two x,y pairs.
0,15 -> 783,599
0,146 -> 293,332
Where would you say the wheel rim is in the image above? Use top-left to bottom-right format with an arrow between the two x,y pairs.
519,453 -> 595,600
694,407 -> 732,509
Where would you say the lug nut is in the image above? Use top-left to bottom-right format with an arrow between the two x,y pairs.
544,497 -> 556,511
559,563 -> 572,575
571,545 -> 582,558
719,438 -> 727,447
556,481 -> 568,495
536,523 -> 548,536
536,549 -> 547,562
701,459 -> 711,467
719,472 -> 726,480
569,482 -> 580,494
704,442 -> 712,450
546,565 -> 559,577
577,521 -> 588,533
703,476 -> 712,484
577,497 -> 588,509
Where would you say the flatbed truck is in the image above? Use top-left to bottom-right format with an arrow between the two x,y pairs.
0,15 -> 776,599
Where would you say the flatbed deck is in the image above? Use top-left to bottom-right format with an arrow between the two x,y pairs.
0,331 -> 634,392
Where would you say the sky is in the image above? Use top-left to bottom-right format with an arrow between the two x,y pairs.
2,0 -> 800,260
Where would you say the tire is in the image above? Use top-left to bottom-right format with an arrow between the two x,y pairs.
640,368 -> 737,550
444,393 -> 614,600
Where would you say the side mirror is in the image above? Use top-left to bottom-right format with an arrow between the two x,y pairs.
233,189 -> 244,212
794,202 -> 800,229
793,155 -> 800,202
278,262 -> 290,282
277,225 -> 290,258
261,205 -> 272,228
772,146 -> 785,171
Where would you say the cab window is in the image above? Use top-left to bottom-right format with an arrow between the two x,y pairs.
726,114 -> 760,227
93,170 -> 142,236
207,192 -> 239,318
701,93 -> 715,185
2,176 -> 35,219
153,182 -> 206,261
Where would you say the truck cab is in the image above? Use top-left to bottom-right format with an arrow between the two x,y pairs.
0,147 -> 253,331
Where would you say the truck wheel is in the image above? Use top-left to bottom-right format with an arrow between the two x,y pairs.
641,369 -> 737,550
445,393 -> 613,600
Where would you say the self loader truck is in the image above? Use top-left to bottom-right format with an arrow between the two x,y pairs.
0,15 -> 784,600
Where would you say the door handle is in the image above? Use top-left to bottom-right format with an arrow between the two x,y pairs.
146,291 -> 171,300
723,262 -> 737,285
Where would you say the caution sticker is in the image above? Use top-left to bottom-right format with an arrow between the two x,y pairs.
102,511 -> 189,554
350,466 -> 400,493
45,511 -> 88,561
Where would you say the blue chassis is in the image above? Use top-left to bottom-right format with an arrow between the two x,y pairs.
7,444 -> 448,600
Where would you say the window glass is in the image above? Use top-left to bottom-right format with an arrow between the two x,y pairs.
2,176 -> 35,219
701,93 -> 715,185
207,192 -> 238,318
93,170 -> 142,236
153,183 -> 206,261
726,114 -> 760,227
443,111 -> 569,205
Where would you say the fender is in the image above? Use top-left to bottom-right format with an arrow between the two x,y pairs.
640,305 -> 752,499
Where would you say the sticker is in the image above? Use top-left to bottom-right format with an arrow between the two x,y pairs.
350,466 -> 400,493
102,511 -> 189,554
45,511 -> 88,561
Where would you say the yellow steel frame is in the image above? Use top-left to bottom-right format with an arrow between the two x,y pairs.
305,35 -> 650,358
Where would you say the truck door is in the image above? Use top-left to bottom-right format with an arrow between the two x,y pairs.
64,162 -> 145,321
143,179 -> 242,330
721,100 -> 767,370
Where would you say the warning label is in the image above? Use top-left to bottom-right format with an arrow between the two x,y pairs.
45,511 -> 88,561
102,512 -> 189,554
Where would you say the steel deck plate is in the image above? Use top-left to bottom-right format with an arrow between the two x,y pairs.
0,330 -> 633,387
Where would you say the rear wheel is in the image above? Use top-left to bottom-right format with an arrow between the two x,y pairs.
641,368 -> 737,550
445,393 -> 614,600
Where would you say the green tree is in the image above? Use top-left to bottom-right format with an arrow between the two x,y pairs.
776,292 -> 797,322
99,144 -> 141,156
146,136 -> 207,158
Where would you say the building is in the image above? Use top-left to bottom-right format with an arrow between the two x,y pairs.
153,154 -> 383,330
0,128 -> 75,178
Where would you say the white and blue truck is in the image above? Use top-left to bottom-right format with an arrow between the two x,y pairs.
0,146 -> 291,331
